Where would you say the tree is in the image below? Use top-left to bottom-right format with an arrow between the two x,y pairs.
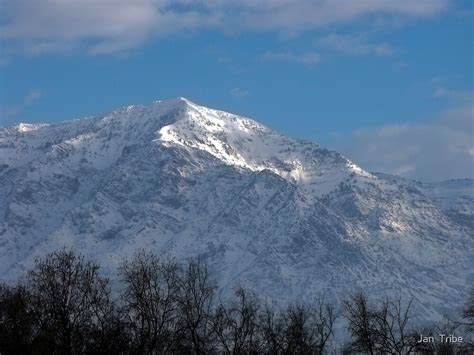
2,247 -> 471,354
281,304 -> 316,354
313,298 -> 337,354
0,284 -> 34,354
213,287 -> 262,354
174,258 -> 217,354
27,249 -> 114,354
371,298 -> 418,354
258,303 -> 285,354
343,292 -> 378,355
119,250 -> 180,354
344,293 -> 422,354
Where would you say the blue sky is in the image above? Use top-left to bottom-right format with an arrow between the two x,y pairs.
0,0 -> 472,180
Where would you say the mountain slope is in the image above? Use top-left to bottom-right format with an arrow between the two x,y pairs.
0,98 -> 472,322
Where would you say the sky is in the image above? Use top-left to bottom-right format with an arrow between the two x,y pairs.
0,0 -> 472,181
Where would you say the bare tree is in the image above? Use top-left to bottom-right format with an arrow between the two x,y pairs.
371,298 -> 418,354
258,303 -> 285,354
343,292 -> 378,355
27,249 -> 114,354
282,304 -> 316,354
174,258 -> 217,354
313,298 -> 337,354
344,293 -> 423,354
0,284 -> 34,354
277,300 -> 336,355
213,287 -> 262,354
3,248 -> 471,354
119,250 -> 180,354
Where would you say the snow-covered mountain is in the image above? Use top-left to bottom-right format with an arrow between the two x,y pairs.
0,98 -> 472,321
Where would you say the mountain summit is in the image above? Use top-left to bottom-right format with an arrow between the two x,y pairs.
0,98 -> 472,321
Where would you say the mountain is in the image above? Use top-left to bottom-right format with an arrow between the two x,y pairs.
0,97 -> 472,322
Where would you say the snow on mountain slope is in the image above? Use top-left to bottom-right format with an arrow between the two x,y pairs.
158,98 -> 369,196
0,98 -> 472,323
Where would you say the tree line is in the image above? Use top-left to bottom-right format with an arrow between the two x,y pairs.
0,249 -> 472,354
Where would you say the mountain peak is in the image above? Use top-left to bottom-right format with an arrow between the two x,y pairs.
153,96 -> 194,107
154,99 -> 373,190
0,98 -> 472,324
1,98 -> 370,192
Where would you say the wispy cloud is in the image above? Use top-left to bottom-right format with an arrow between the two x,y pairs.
433,86 -> 472,102
331,104 -> 474,181
428,75 -> 473,103
0,0 -> 450,55
261,51 -> 322,67
315,33 -> 396,57
230,87 -> 249,99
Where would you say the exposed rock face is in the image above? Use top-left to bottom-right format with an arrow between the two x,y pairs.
0,98 -> 472,321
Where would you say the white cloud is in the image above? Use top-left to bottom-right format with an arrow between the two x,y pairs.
261,51 -> 322,67
0,0 -> 450,55
230,87 -> 249,99
0,0 -> 206,54
433,86 -> 472,102
315,33 -> 396,56
332,104 -> 474,181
